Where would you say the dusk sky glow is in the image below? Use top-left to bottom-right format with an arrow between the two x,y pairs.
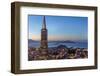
28,15 -> 88,41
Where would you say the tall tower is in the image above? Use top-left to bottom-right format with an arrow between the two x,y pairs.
41,16 -> 48,55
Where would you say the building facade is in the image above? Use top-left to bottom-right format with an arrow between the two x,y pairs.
41,16 -> 48,55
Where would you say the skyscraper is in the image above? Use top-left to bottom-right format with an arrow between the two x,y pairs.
41,16 -> 48,55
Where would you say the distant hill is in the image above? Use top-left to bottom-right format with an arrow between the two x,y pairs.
28,39 -> 39,43
28,39 -> 75,43
48,40 -> 75,43
59,40 -> 76,43
57,45 -> 68,48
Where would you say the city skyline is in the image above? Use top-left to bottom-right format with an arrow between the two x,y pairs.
28,15 -> 88,42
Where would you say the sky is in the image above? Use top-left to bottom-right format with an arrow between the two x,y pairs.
28,15 -> 88,41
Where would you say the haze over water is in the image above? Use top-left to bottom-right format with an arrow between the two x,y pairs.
28,40 -> 87,48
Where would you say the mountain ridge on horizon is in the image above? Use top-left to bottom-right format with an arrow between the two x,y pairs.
28,39 -> 87,43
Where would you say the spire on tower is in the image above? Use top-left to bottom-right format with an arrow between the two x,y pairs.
42,16 -> 46,29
